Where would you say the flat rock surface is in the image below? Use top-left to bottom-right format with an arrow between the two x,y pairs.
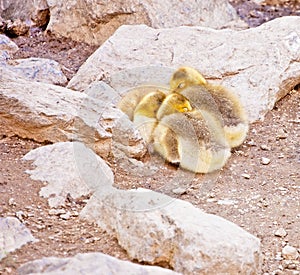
0,74 -> 145,159
81,188 -> 261,274
4,57 -> 67,85
68,16 -> 300,123
45,0 -> 245,45
18,252 -> 180,275
23,142 -> 114,208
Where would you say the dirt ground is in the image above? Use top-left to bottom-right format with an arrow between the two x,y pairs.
1,0 -> 300,274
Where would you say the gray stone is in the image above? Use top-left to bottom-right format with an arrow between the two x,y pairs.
45,0 -> 245,45
68,17 -> 300,123
18,252 -> 180,275
3,58 -> 67,85
80,188 -> 262,274
23,142 -> 114,208
0,75 -> 146,159
0,217 -> 36,260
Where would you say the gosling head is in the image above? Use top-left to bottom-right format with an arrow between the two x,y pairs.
170,66 -> 207,93
156,93 -> 192,120
134,90 -> 166,118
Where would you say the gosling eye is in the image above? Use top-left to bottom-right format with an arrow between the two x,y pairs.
177,82 -> 185,89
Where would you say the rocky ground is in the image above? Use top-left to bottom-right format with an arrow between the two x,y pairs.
1,0 -> 300,274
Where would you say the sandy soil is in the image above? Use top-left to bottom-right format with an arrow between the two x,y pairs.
1,1 -> 299,274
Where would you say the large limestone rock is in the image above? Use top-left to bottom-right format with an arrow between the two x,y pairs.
68,16 -> 300,122
0,75 -> 146,159
80,188 -> 262,274
18,252 -> 180,275
22,137 -> 261,274
0,0 -> 49,28
0,217 -> 36,260
23,142 -> 114,207
45,0 -> 245,45
3,57 -> 67,85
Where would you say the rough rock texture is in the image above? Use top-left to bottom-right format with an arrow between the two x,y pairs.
0,75 -> 146,159
80,188 -> 262,274
23,142 -> 114,207
45,0 -> 246,45
18,252 -> 180,275
0,217 -> 36,260
68,16 -> 300,122
0,34 -> 19,56
0,0 -> 49,28
21,138 -> 261,274
2,57 -> 67,85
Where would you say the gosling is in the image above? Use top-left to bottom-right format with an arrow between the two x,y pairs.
170,66 -> 249,148
153,93 -> 231,173
133,90 -> 166,143
117,85 -> 169,121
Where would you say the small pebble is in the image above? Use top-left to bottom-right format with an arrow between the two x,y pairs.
172,187 -> 187,195
49,209 -> 66,216
282,260 -> 297,270
15,211 -> 25,221
247,139 -> 257,146
217,199 -> 237,205
72,211 -> 79,217
8,198 -> 16,206
260,144 -> 271,151
261,157 -> 271,165
282,245 -> 299,260
275,228 -> 287,237
129,158 -> 144,167
60,212 -> 71,220
276,129 -> 288,139
242,173 -> 250,179
275,252 -> 283,261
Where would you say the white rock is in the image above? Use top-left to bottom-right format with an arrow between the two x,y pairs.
274,228 -> 287,238
261,157 -> 271,165
4,58 -> 67,85
80,188 -> 262,274
60,212 -> 71,220
48,209 -> 66,216
8,198 -> 16,206
23,142 -> 114,208
46,0 -> 245,45
217,198 -> 237,205
0,217 -> 37,260
260,144 -> 271,151
282,245 -> 299,260
242,173 -> 251,179
68,17 -> 300,122
18,252 -> 180,275
0,75 -> 146,159
172,187 -> 187,195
